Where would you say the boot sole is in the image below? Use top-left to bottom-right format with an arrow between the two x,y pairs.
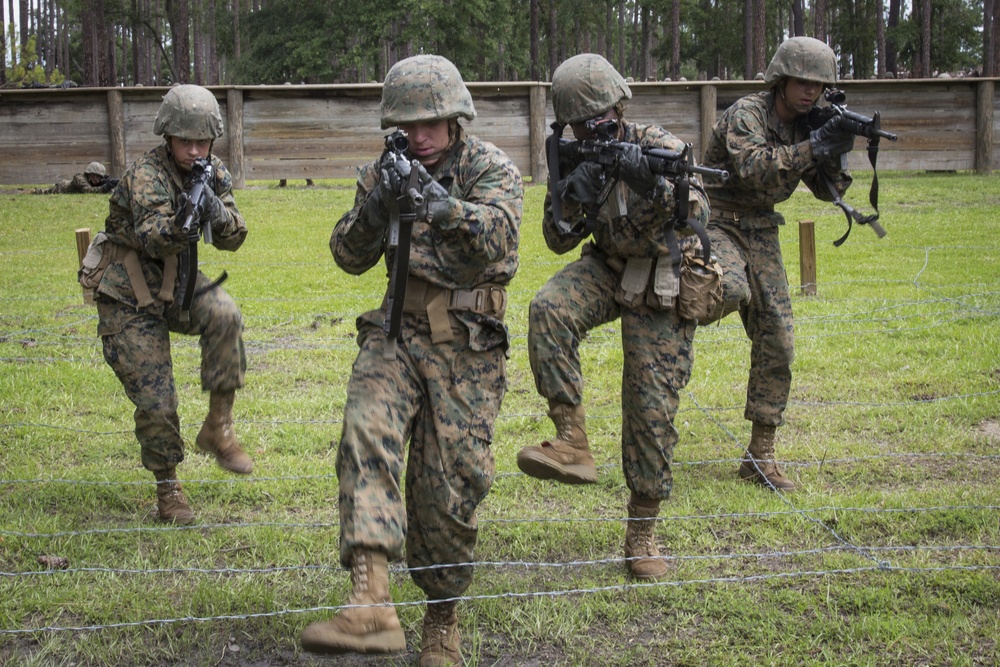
738,463 -> 796,491
196,441 -> 254,475
300,629 -> 406,655
516,450 -> 598,484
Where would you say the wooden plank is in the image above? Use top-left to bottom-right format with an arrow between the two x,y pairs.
2,80 -> 999,186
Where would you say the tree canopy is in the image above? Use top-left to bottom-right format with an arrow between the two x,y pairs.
2,0 -> 996,88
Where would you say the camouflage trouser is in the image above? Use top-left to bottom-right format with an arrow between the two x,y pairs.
336,318 -> 505,600
527,248 -> 695,501
97,272 -> 246,472
707,221 -> 794,427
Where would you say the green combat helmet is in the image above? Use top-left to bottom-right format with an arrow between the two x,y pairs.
551,53 -> 632,125
84,162 -> 107,177
153,84 -> 224,140
380,55 -> 476,130
764,36 -> 837,86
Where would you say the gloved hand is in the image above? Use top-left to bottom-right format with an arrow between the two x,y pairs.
617,142 -> 658,196
358,168 -> 399,231
809,115 -> 856,163
412,161 -> 452,226
556,162 -> 604,206
201,187 -> 229,232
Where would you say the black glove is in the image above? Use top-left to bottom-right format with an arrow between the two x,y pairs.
556,162 -> 604,206
412,162 -> 452,226
358,168 -> 400,232
809,115 -> 856,163
201,187 -> 230,233
99,178 -> 118,194
617,142 -> 658,196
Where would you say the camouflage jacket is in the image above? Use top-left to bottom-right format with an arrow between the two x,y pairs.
702,91 -> 852,229
331,128 -> 522,351
542,121 -> 710,259
46,173 -> 104,194
98,144 -> 246,308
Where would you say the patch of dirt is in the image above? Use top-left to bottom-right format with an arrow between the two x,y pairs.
976,419 -> 1000,445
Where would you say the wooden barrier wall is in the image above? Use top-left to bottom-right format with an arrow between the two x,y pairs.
1,78 -> 997,188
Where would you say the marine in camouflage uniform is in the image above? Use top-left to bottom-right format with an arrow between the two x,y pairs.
701,36 -> 855,491
36,161 -> 115,194
299,55 -> 521,667
92,85 -> 254,526
514,54 -> 710,582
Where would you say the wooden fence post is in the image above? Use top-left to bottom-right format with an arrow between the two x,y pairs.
699,84 -> 717,162
106,90 -> 127,177
528,83 -> 547,184
975,80 -> 994,175
75,228 -> 94,305
799,220 -> 817,296
227,88 -> 245,189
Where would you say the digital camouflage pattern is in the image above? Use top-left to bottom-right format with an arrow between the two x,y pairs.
38,172 -> 107,194
96,143 -> 247,472
100,144 -> 245,307
543,122 -> 709,258
764,36 -> 838,85
530,120 -> 709,502
379,55 -> 477,130
331,128 -> 521,598
701,89 -> 852,427
153,84 -> 225,139
702,91 -> 851,221
551,53 -> 632,125
85,161 -> 108,177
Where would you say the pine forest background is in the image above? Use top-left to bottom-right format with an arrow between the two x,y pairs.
1,0 -> 1000,91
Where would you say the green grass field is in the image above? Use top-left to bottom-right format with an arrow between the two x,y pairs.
1,171 -> 999,666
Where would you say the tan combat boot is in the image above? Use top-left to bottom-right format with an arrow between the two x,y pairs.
624,495 -> 667,580
516,401 -> 598,484
738,422 -> 796,491
196,390 -> 254,474
300,550 -> 406,655
153,468 -> 195,525
419,600 -> 461,667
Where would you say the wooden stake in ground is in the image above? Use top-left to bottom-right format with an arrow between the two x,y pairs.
75,228 -> 94,305
799,220 -> 817,296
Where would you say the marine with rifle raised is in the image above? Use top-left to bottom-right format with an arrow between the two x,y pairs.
701,36 -> 895,492
515,53 -> 715,583
300,54 -> 522,667
79,84 -> 253,526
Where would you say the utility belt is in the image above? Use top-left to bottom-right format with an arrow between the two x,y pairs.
594,241 -> 722,323
710,204 -> 778,228
78,232 -> 177,307
381,276 -> 508,344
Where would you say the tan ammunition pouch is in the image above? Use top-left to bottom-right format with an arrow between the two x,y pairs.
609,255 -> 679,311
677,247 -> 723,322
391,277 -> 508,344
78,233 -> 177,307
608,243 -> 721,319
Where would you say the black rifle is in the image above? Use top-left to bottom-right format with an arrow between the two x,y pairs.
546,119 -> 728,243
806,88 -> 898,246
99,176 -> 119,193
379,130 -> 424,359
178,157 -> 227,321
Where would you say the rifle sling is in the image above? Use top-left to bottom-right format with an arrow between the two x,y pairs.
827,136 -> 885,247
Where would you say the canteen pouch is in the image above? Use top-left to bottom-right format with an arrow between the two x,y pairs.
78,231 -> 111,292
677,249 -> 723,322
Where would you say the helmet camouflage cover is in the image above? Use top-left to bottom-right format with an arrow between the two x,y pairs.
551,53 -> 632,125
84,161 -> 107,177
764,36 -> 837,86
153,84 -> 224,140
380,55 -> 477,130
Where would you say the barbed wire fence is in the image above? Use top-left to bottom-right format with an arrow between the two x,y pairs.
1,243 -> 999,647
